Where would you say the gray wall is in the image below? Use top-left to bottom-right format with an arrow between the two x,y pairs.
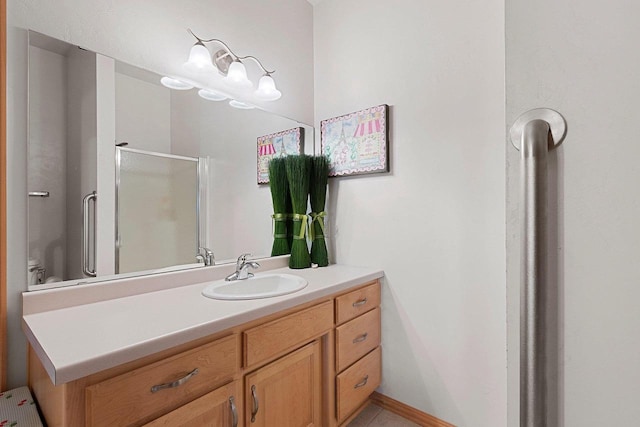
506,0 -> 640,425
314,1 -> 506,426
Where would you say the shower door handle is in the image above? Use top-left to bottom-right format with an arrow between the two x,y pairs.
82,191 -> 97,277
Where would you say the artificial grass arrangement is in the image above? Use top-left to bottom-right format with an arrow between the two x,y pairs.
268,157 -> 290,256
268,154 -> 330,268
310,155 -> 330,266
285,155 -> 312,269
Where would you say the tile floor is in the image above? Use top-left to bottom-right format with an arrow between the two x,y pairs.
347,403 -> 421,427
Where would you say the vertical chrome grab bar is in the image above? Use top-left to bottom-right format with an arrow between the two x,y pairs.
510,108 -> 566,427
82,191 -> 97,277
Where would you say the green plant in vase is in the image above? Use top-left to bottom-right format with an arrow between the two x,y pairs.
310,156 -> 329,266
268,157 -> 290,256
285,155 -> 312,269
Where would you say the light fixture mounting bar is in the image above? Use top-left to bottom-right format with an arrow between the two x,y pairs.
187,29 -> 275,75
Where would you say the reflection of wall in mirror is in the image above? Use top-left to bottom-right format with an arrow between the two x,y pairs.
115,72 -> 171,153
28,45 -> 67,282
28,42 -> 97,283
170,91 -> 312,262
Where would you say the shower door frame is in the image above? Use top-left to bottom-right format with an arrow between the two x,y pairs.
114,147 -> 203,274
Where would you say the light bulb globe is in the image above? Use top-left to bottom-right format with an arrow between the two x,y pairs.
224,61 -> 253,89
198,89 -> 227,101
184,42 -> 214,73
160,76 -> 194,90
229,99 -> 255,109
254,75 -> 282,101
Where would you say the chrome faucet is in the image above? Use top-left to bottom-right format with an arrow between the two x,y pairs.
197,247 -> 215,266
225,253 -> 260,281
28,264 -> 46,284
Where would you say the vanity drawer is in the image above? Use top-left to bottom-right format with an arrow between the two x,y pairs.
335,281 -> 380,325
85,334 -> 239,427
244,300 -> 333,367
336,346 -> 382,422
336,307 -> 381,373
143,381 -> 241,427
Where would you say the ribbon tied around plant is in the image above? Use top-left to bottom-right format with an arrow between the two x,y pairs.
292,213 -> 309,240
271,213 -> 288,239
309,211 -> 327,240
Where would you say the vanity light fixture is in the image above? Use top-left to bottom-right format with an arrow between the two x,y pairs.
183,29 -> 282,101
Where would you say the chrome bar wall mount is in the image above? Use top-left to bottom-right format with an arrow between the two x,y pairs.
510,108 -> 566,427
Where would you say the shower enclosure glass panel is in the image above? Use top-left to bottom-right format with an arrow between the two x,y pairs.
116,148 -> 200,274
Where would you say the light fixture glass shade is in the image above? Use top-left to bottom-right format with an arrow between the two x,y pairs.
160,76 -> 194,90
254,74 -> 282,101
229,99 -> 255,109
198,88 -> 227,101
224,60 -> 253,89
183,42 -> 214,72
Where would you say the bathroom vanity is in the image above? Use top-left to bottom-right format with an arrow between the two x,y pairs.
23,262 -> 383,426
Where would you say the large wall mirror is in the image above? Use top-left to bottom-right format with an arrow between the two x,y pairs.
27,31 -> 313,291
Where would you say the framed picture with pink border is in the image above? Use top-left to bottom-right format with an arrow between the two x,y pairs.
257,127 -> 304,184
320,104 -> 389,177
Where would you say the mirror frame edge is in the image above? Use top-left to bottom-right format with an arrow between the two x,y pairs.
1,0 -> 8,390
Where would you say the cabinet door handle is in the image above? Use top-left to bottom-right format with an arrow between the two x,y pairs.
150,368 -> 199,393
352,298 -> 367,307
251,384 -> 259,423
353,332 -> 368,343
229,396 -> 238,427
354,375 -> 369,389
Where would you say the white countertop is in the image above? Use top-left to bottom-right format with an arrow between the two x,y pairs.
22,264 -> 383,385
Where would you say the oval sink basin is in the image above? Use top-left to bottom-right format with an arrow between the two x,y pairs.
202,273 -> 308,300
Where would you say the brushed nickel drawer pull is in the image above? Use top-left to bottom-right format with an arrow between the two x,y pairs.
352,298 -> 368,307
150,368 -> 199,393
354,375 -> 369,389
353,333 -> 369,343
251,384 -> 259,423
229,396 -> 238,427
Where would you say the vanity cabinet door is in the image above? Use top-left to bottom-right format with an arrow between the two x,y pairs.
245,340 -> 322,427
143,381 -> 241,427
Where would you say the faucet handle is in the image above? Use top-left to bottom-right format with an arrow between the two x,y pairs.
199,247 -> 213,255
237,253 -> 252,266
198,247 -> 215,266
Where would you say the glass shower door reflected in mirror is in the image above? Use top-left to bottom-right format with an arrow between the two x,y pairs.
116,147 -> 201,274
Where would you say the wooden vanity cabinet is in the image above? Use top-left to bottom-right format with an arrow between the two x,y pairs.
28,279 -> 382,427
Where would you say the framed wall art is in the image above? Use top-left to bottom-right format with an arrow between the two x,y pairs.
320,104 -> 389,177
257,127 -> 304,184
